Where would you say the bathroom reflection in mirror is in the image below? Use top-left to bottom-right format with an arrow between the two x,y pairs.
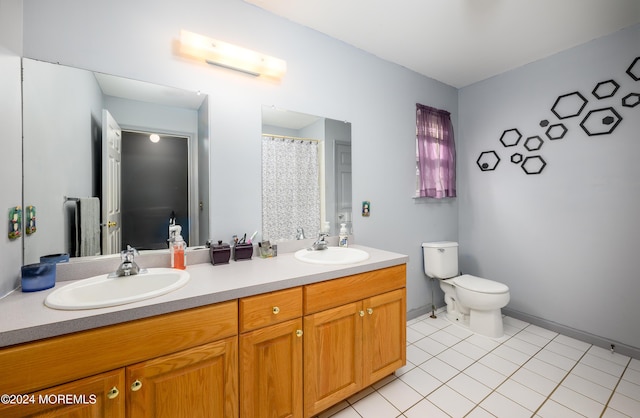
22,58 -> 210,265
261,105 -> 352,242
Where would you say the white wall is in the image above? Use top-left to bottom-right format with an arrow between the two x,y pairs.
0,0 -> 23,297
458,25 -> 640,353
16,0 -> 459,314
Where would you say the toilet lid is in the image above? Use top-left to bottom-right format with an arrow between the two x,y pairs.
453,274 -> 509,294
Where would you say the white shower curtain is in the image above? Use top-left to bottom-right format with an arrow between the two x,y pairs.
262,136 -> 320,241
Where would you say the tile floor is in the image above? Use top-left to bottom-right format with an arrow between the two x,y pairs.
318,311 -> 640,418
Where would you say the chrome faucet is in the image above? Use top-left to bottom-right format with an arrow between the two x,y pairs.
309,232 -> 328,251
296,227 -> 306,240
113,245 -> 142,277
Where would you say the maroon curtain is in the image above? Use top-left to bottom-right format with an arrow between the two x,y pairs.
416,104 -> 456,198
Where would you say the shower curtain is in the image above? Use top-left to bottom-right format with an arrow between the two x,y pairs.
262,136 -> 320,241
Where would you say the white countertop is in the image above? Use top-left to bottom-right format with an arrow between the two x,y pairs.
0,245 -> 408,348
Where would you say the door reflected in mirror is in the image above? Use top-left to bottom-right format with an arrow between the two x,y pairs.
261,106 -> 352,242
22,58 -> 210,264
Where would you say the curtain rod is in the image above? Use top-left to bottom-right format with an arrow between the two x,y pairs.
262,133 -> 321,143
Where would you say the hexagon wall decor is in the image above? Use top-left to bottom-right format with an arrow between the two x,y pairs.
481,55 -> 635,178
592,80 -> 620,99
551,92 -> 588,119
579,107 -> 623,136
524,136 -> 544,151
545,123 -> 568,140
499,129 -> 522,147
521,156 -> 547,175
477,151 -> 500,171
622,93 -> 640,108
627,57 -> 640,81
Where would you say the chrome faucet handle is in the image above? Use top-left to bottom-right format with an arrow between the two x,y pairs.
296,227 -> 306,240
121,245 -> 138,262
113,246 -> 141,277
309,232 -> 329,251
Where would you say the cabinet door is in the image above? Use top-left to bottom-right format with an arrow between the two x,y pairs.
127,337 -> 238,418
0,369 -> 124,418
240,318 -> 303,418
363,289 -> 407,386
303,302 -> 362,418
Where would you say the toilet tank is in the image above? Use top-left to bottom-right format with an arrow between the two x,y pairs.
422,241 -> 459,279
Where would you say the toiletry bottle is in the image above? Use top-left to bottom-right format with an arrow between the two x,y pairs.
323,221 -> 331,234
172,234 -> 187,269
339,223 -> 348,247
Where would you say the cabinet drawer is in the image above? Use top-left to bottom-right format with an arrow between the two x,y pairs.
304,264 -> 406,314
240,287 -> 302,332
0,300 -> 238,395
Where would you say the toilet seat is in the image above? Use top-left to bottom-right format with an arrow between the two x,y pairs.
451,274 -> 509,294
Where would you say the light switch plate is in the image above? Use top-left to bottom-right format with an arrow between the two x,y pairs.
362,201 -> 370,217
8,206 -> 22,240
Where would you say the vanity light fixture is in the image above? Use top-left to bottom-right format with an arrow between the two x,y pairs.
179,30 -> 286,80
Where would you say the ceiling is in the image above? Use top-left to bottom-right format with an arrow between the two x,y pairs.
244,0 -> 640,88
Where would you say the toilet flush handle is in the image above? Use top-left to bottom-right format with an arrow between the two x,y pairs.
438,248 -> 445,253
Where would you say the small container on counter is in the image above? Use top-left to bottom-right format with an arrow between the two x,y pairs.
21,262 -> 56,292
210,240 -> 231,265
233,243 -> 253,261
40,253 -> 70,264
258,240 -> 277,258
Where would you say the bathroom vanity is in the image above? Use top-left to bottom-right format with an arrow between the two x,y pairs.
0,245 -> 407,418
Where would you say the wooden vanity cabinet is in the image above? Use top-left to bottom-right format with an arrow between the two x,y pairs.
302,265 -> 406,418
239,287 -> 303,418
0,263 -> 406,418
0,301 -> 238,418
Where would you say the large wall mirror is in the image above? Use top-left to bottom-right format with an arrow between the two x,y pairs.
261,105 -> 352,242
22,58 -> 210,265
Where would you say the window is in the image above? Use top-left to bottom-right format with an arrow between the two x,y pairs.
415,104 -> 456,198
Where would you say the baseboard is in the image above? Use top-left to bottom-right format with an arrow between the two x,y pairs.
503,307 -> 640,360
407,305 -> 446,321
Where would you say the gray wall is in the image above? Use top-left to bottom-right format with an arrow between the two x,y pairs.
458,25 -> 640,352
12,0 -> 459,317
0,51 -> 22,295
0,0 -> 23,296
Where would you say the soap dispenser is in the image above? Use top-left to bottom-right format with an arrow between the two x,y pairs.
170,226 -> 186,269
339,223 -> 348,248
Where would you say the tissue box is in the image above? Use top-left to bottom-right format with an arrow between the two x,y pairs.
233,243 -> 253,261
21,262 -> 56,292
210,241 -> 231,265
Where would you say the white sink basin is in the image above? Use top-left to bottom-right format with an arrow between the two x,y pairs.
45,268 -> 190,310
294,247 -> 370,265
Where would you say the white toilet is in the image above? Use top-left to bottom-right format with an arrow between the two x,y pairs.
422,241 -> 510,338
